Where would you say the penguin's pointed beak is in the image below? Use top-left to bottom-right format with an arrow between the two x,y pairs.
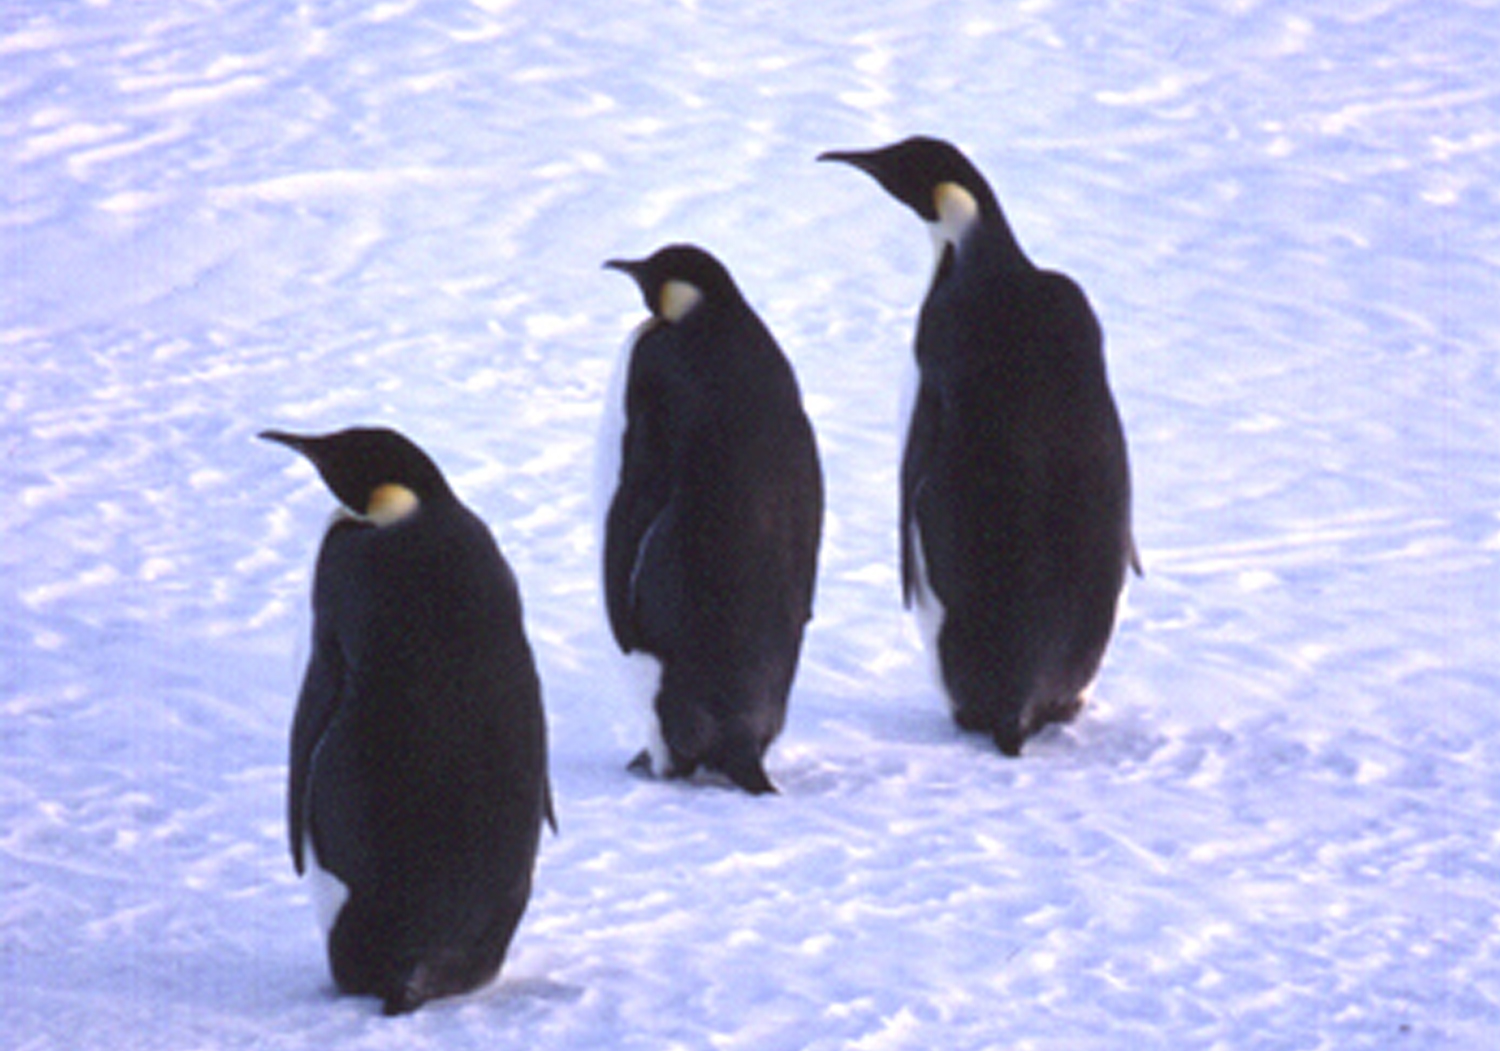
817,148 -> 894,193
817,147 -> 874,171
817,144 -> 937,221
604,257 -> 655,313
259,430 -> 327,472
259,429 -> 306,452
603,257 -> 643,277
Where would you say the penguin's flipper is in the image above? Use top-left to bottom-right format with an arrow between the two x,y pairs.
1025,269 -> 1137,588
603,484 -> 659,652
288,518 -> 366,873
287,644 -> 341,873
302,706 -> 380,909
603,343 -> 680,653
625,504 -> 693,655
899,380 -> 941,609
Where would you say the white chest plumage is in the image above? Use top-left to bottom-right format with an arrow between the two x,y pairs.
302,833 -> 349,937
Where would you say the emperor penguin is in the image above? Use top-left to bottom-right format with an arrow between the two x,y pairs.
819,136 -> 1138,756
261,426 -> 554,1015
597,244 -> 823,794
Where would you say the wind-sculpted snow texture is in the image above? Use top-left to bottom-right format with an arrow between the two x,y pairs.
4,1 -> 1497,1048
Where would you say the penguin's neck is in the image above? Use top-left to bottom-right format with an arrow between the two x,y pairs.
927,181 -> 1030,273
929,181 -> 981,255
352,483 -> 423,527
376,484 -> 422,524
659,279 -> 704,323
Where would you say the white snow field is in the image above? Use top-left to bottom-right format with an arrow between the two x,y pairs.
4,0 -> 1498,1047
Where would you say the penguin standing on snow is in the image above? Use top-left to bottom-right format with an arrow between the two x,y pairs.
261,426 -> 554,1015
597,244 -> 823,794
819,136 -> 1138,756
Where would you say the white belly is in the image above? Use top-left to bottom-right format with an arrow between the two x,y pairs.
302,834 -> 349,937
617,650 -> 668,775
906,514 -> 952,712
900,359 -> 952,711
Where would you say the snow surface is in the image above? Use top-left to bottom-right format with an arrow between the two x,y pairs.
4,0 -> 1499,1048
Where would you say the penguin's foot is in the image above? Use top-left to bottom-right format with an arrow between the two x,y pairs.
378,962 -> 433,1016
992,725 -> 1026,757
629,746 -> 776,795
626,749 -> 656,778
719,748 -> 778,796
1044,693 -> 1087,726
378,954 -> 502,1017
626,748 -> 696,781
722,761 -> 777,795
951,707 -> 1027,756
381,985 -> 426,1017
991,695 -> 1087,756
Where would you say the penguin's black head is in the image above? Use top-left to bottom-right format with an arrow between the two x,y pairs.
818,136 -> 999,223
259,426 -> 454,525
605,243 -> 742,324
823,137 -> 1041,278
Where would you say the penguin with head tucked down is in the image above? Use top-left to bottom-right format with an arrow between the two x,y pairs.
597,244 -> 823,794
261,426 -> 554,1015
819,136 -> 1139,756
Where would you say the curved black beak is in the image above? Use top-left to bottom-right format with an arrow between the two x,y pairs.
259,429 -> 308,452
816,147 -> 872,168
603,257 -> 644,276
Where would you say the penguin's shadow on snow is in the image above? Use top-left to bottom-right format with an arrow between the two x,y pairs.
489,975 -> 586,1008
771,703 -> 979,796
307,973 -> 584,1020
1042,703 -> 1170,768
774,696 -> 1169,795
427,974 -> 586,1021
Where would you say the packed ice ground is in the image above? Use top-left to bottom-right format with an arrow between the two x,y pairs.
4,0 -> 1498,1048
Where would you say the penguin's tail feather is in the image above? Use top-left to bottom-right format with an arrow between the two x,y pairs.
382,975 -> 428,1017
721,745 -> 777,795
657,682 -> 779,795
381,958 -> 451,1016
380,948 -> 505,1016
717,719 -> 778,796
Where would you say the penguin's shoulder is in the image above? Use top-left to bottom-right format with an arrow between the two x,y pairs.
700,305 -> 805,419
310,514 -> 376,600
1017,268 -> 1107,382
1018,266 -> 1098,328
624,319 -> 700,412
315,497 -> 508,623
407,501 -> 520,609
945,256 -> 1103,365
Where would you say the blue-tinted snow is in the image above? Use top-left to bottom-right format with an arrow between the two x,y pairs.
3,1 -> 1497,1048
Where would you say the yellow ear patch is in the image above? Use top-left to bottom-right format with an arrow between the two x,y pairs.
366,483 -> 421,526
933,181 -> 980,241
659,278 -> 703,322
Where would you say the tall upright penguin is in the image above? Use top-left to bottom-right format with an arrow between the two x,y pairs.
597,244 -> 823,794
261,426 -> 554,1015
819,136 -> 1138,756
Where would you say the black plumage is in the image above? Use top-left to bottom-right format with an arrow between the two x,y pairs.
820,137 -> 1138,755
600,245 -> 823,794
262,426 -> 553,1015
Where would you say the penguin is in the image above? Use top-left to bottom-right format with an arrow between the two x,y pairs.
818,136 -> 1139,756
261,426 -> 554,1015
597,244 -> 823,795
